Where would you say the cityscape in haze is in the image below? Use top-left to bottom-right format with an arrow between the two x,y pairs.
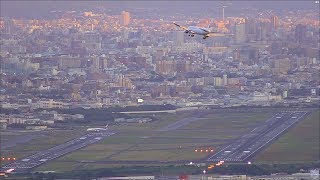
0,1 -> 319,179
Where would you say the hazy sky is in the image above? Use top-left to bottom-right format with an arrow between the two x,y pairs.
1,1 -> 318,19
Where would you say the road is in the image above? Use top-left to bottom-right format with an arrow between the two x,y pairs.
207,111 -> 308,162
0,131 -> 115,173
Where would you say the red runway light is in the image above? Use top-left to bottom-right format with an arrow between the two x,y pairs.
206,149 -> 208,152
200,149 -> 203,152
195,149 -> 198,152
7,158 -> 10,161
1,157 -> 4,161
13,157 -> 16,160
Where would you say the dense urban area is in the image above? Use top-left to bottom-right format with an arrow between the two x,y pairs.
1,5 -> 319,128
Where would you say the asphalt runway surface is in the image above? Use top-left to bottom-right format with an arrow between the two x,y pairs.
1,131 -> 115,173
207,111 -> 308,162
156,112 -> 206,132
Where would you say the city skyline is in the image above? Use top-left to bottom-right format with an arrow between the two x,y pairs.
1,1 -> 319,19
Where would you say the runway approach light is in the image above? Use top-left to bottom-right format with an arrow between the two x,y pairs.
137,98 -> 144,103
1,157 -> 16,161
248,161 -> 252,165
208,164 -> 215,169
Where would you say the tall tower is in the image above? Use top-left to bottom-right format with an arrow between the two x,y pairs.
120,11 -> 130,26
222,6 -> 227,22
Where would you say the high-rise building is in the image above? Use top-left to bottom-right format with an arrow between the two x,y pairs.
295,24 -> 307,44
100,55 -> 108,69
90,56 -> 100,71
271,16 -> 279,30
58,56 -> 82,70
223,74 -> 228,86
4,18 -> 16,35
233,49 -> 241,60
156,60 -> 177,75
213,77 -> 222,86
174,31 -> 184,45
235,23 -> 246,44
176,61 -> 191,73
256,22 -> 271,41
120,11 -> 130,26
245,18 -> 254,34
273,58 -> 291,75
245,18 -> 256,42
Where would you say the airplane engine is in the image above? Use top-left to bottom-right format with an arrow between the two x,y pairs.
184,30 -> 189,33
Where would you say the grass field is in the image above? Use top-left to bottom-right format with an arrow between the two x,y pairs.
1,129 -> 86,161
254,110 -> 320,163
4,108 -> 317,172
32,109 -> 274,172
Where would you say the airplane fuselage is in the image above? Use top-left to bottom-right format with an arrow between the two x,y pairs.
188,26 -> 211,35
87,128 -> 107,132
87,124 -> 109,132
173,22 -> 227,39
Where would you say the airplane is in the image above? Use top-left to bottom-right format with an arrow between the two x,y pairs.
0,168 -> 14,177
86,124 -> 109,132
173,21 -> 230,39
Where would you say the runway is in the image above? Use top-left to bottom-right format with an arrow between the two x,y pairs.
207,111 -> 308,162
1,131 -> 115,173
156,112 -> 206,132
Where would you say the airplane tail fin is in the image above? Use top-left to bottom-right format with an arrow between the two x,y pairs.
105,124 -> 109,128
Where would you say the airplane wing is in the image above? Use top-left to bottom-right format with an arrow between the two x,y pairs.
207,33 -> 234,37
199,28 -> 210,33
173,22 -> 188,31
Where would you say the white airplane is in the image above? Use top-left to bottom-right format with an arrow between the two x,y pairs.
87,124 -> 109,132
173,22 -> 229,39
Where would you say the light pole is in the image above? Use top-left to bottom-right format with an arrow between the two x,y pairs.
202,169 -> 206,180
